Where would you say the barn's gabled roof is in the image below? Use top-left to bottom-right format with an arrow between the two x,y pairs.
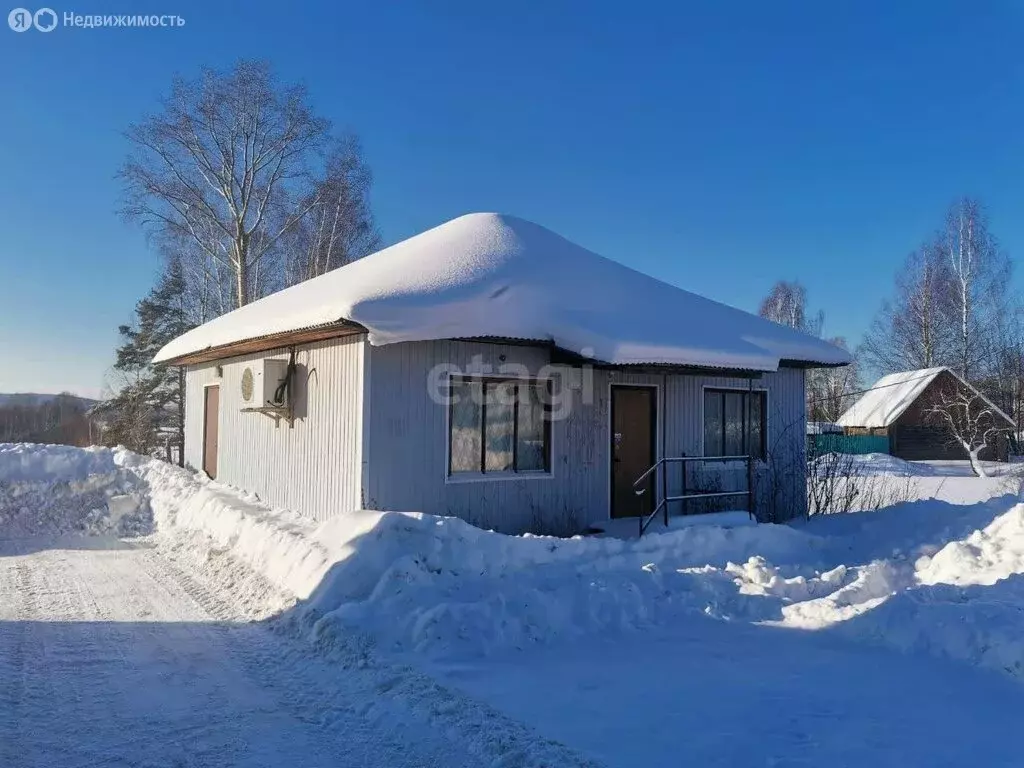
154,213 -> 852,370
837,367 -> 1014,429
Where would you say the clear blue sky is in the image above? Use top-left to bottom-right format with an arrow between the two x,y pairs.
2,1 -> 1023,397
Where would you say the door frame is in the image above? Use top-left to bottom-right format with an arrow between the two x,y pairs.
608,383 -> 660,519
202,382 -> 221,479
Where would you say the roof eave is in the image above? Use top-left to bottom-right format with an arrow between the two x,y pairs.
157,320 -> 367,366
778,357 -> 851,370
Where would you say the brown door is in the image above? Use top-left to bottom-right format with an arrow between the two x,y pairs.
203,385 -> 220,479
611,386 -> 656,518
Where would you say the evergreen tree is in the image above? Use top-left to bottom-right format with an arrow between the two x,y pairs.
97,258 -> 190,462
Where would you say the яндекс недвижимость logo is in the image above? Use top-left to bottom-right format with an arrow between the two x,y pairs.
8,8 -> 183,31
8,7 -> 57,31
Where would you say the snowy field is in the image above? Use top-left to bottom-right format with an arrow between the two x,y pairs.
2,444 -> 1024,766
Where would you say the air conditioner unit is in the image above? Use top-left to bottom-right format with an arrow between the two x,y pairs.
241,359 -> 290,408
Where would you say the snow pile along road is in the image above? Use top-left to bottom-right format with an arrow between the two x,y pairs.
122,448 -> 820,656
7,445 -> 1024,684
117,447 -> 1024,680
0,443 -> 151,537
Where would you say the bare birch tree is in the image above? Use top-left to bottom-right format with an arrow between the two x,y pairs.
982,303 -> 1024,435
283,136 -> 381,283
758,280 -> 823,336
940,198 -> 1009,381
120,59 -> 369,309
859,243 -> 954,375
810,337 -> 859,422
924,378 -> 1011,477
758,280 -> 841,420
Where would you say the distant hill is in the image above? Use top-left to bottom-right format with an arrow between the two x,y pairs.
0,393 -> 99,445
0,393 -> 97,408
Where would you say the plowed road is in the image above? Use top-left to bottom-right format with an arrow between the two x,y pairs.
0,537 -> 486,768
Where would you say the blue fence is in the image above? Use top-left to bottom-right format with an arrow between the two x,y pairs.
807,434 -> 889,456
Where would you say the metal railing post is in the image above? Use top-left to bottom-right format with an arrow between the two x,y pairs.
638,477 -> 644,538
680,452 -> 687,517
747,455 -> 755,521
634,455 -> 759,537
661,460 -> 668,528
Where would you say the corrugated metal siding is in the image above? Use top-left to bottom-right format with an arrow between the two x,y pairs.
362,340 -> 603,534
363,341 -> 809,533
661,367 -> 807,521
184,335 -> 365,521
603,367 -> 807,522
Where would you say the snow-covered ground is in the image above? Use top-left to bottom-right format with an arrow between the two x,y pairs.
3,445 -> 1024,766
0,445 -> 590,767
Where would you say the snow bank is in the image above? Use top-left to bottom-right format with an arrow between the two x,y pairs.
0,443 -> 151,537
298,512 -> 815,658
10,443 -> 1024,685
122,453 -> 817,657
811,452 -> 936,477
155,213 -> 851,372
917,504 -> 1024,587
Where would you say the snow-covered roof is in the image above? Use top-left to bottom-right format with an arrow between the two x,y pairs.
837,367 -> 1014,429
154,213 -> 852,371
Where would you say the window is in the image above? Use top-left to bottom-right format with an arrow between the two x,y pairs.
448,377 -> 551,476
703,389 -> 765,460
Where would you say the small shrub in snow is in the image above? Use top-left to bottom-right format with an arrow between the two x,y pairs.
807,452 -> 918,516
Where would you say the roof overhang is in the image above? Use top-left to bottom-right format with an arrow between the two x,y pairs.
778,358 -> 849,370
166,328 -> 785,380
158,321 -> 367,366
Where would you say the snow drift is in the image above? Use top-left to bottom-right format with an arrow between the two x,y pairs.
0,443 -> 151,537
6,444 -> 1024,684
141,452 -> 1024,679
154,213 -> 851,372
120,449 -> 817,655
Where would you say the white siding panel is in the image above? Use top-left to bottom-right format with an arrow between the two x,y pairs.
184,334 -> 808,531
363,341 -> 810,533
364,341 -> 607,534
656,367 -> 807,521
183,335 -> 365,521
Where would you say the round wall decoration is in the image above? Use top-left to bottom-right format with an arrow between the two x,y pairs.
241,367 -> 254,402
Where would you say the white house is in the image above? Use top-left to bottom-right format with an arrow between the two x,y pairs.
154,213 -> 850,534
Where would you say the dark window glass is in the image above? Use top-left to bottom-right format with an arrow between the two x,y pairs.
449,378 -> 551,475
450,380 -> 483,472
704,389 -> 766,460
724,392 -> 744,455
749,393 -> 764,460
516,384 -> 547,471
703,391 -> 723,457
485,382 -> 515,471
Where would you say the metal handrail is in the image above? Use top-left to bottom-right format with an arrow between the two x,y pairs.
634,454 -> 757,536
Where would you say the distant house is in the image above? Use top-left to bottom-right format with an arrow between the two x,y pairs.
837,367 -> 1013,462
154,213 -> 849,534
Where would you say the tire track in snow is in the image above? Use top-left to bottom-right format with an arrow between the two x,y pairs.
0,535 -> 595,768
0,542 -> 426,767
150,547 -> 491,768
152,541 -> 600,768
0,559 -> 31,767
